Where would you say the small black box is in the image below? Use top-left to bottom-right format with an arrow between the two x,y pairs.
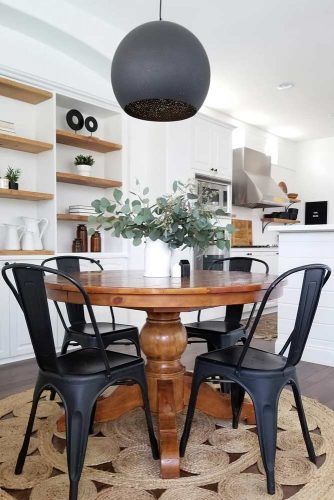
179,259 -> 190,278
305,201 -> 328,225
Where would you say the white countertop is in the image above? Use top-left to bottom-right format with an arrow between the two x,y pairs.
268,224 -> 334,233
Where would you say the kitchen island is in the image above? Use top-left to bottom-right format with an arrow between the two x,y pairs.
270,224 -> 334,366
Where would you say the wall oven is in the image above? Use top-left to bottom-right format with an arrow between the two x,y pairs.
196,174 -> 231,216
194,174 -> 232,270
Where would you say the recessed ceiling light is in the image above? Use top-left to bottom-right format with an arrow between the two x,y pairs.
276,81 -> 295,91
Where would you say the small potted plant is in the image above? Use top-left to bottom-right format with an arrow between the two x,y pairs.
74,154 -> 95,177
5,166 -> 21,190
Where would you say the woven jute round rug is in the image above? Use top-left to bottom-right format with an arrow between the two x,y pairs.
0,388 -> 333,498
29,475 -> 97,500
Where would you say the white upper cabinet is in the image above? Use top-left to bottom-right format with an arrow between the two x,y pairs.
166,113 -> 234,186
192,115 -> 233,179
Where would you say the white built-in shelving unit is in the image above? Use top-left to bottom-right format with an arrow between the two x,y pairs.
0,76 -> 124,257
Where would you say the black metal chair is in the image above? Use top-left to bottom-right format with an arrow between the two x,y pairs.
180,263 -> 331,495
185,257 -> 269,351
2,263 -> 159,500
42,256 -> 141,356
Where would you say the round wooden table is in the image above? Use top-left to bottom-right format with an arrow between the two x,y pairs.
45,269 -> 280,478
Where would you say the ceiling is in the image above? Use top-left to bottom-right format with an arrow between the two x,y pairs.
3,0 -> 334,141
66,0 -> 334,141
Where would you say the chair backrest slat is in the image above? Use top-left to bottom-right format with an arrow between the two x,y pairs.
209,257 -> 269,324
42,256 -> 103,326
4,266 -> 58,373
235,264 -> 331,371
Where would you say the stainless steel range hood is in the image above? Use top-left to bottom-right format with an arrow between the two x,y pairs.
232,147 -> 289,208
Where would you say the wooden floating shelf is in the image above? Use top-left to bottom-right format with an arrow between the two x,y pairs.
57,214 -> 90,222
56,171 -> 122,188
0,133 -> 53,154
56,129 -> 122,153
0,250 -> 54,256
0,76 -> 52,104
262,218 -> 300,224
0,188 -> 53,201
262,217 -> 300,233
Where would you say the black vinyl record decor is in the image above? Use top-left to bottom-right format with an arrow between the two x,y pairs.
85,116 -> 98,134
111,1 -> 210,122
66,109 -> 84,131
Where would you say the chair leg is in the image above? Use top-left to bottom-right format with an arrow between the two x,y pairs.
248,381 -> 281,495
49,336 -> 71,401
132,367 -> 159,459
89,401 -> 97,435
230,382 -> 245,429
15,384 -> 42,474
63,389 -> 97,500
290,379 -> 316,464
180,360 -> 204,457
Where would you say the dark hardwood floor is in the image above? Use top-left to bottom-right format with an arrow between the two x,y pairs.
1,339 -> 334,409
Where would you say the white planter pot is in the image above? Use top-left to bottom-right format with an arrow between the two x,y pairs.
144,239 -> 171,277
76,164 -> 92,177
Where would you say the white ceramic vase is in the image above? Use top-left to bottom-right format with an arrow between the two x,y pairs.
144,239 -> 171,277
76,164 -> 92,177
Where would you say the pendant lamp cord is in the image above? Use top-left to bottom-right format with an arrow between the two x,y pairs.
159,0 -> 162,20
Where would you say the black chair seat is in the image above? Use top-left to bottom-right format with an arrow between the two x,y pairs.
186,320 -> 243,335
200,346 -> 288,372
69,322 -> 137,336
57,348 -> 139,376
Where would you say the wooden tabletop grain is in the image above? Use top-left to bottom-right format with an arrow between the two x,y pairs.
45,270 -> 280,312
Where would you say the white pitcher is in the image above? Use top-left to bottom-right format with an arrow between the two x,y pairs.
0,224 -> 24,250
21,217 -> 48,250
20,230 -> 35,251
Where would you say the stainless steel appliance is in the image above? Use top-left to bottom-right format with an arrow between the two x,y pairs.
233,147 -> 289,208
194,174 -> 231,270
196,174 -> 231,215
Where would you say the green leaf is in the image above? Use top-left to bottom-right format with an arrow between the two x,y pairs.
87,215 -> 97,224
107,204 -> 116,213
187,193 -> 198,200
132,199 -> 141,207
88,227 -> 95,235
113,188 -> 123,203
133,237 -> 142,246
91,199 -> 101,212
225,224 -> 235,233
173,180 -> 178,192
157,197 -> 167,207
136,178 -> 140,186
149,228 -> 161,241
143,186 -> 149,195
215,208 -> 226,216
100,197 -> 110,209
142,198 -> 149,204
216,239 -> 226,251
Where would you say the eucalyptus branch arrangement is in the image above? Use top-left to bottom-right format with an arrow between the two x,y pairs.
89,180 -> 233,252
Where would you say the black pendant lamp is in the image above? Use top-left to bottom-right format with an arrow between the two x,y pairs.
111,0 -> 210,122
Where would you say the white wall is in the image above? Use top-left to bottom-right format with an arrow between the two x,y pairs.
295,137 -> 334,224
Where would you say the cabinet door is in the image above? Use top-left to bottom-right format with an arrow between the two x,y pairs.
192,117 -> 212,174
